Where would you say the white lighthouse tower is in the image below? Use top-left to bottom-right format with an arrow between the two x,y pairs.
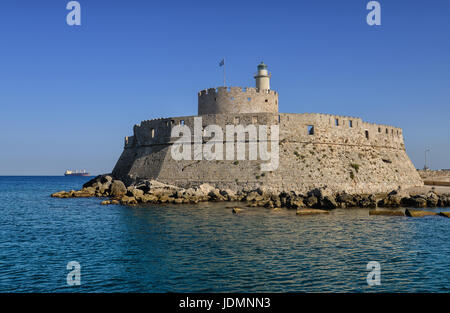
254,62 -> 271,91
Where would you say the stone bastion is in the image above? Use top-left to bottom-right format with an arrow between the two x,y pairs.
112,111 -> 422,194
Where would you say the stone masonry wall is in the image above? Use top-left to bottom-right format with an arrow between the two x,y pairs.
112,113 -> 423,194
198,87 -> 278,115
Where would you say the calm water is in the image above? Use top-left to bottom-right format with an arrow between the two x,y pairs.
0,176 -> 449,292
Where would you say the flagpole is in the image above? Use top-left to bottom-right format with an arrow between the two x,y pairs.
223,58 -> 226,87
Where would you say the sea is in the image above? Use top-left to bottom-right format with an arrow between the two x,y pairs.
0,176 -> 448,292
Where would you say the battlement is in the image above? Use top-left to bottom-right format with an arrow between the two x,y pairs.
198,86 -> 278,115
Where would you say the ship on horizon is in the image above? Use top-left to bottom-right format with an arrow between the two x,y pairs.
64,169 -> 90,177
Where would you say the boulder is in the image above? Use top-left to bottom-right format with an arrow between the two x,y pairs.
101,200 -> 111,205
198,183 -> 216,196
426,192 -> 439,207
304,195 -> 318,208
405,209 -> 438,217
51,191 -> 70,198
296,208 -> 329,216
120,195 -> 138,205
110,180 -> 127,197
336,193 -> 356,207
369,210 -> 405,216
320,196 -> 338,209
232,207 -> 243,214
208,189 -> 226,201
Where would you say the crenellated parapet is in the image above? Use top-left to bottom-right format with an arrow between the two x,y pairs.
124,112 -> 405,151
198,86 -> 278,115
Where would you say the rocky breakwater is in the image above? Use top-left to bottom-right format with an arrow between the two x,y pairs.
51,175 -> 450,213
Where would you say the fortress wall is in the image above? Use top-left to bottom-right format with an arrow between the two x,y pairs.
198,87 -> 278,115
279,113 -> 404,149
112,113 -> 422,193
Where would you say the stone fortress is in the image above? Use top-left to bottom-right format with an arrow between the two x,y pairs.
112,62 -> 423,194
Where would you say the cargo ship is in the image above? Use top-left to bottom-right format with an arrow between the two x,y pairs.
64,170 -> 90,177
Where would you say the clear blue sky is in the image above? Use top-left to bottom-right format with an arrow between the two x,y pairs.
1,0 -> 449,175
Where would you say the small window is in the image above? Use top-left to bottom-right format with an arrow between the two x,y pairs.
308,125 -> 314,135
391,129 -> 394,135
335,119 -> 339,126
151,128 -> 155,138
378,127 -> 381,133
265,99 -> 268,102
165,121 -> 169,127
349,120 -> 353,128
171,120 -> 175,125
278,115 -> 281,123
252,116 -> 258,124
386,128 -> 388,134
180,120 -> 185,125
365,130 -> 369,139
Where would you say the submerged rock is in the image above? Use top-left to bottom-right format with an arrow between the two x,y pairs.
296,208 -> 329,216
405,209 -> 438,217
369,209 -> 405,216
232,207 -> 243,214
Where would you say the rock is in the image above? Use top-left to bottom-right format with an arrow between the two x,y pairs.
110,180 -> 127,197
296,208 -> 329,216
369,210 -> 405,216
120,195 -> 138,205
140,194 -> 158,203
208,189 -> 226,201
72,190 -> 93,197
128,188 -> 144,200
81,187 -> 96,196
110,200 -> 120,205
403,196 -> 427,208
426,192 -> 439,207
379,195 -> 402,207
51,191 -> 70,198
82,174 -> 112,189
100,175 -> 113,184
232,207 -> 243,214
220,189 -> 237,201
101,200 -> 111,205
198,183 -> 216,195
321,196 -> 338,209
439,212 -> 450,218
304,195 -> 318,208
336,193 -> 356,207
245,191 -> 260,202
359,194 -> 377,208
405,209 -> 438,217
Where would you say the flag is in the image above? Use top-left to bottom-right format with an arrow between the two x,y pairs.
219,59 -> 224,67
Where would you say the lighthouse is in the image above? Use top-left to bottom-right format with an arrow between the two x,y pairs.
254,62 -> 271,91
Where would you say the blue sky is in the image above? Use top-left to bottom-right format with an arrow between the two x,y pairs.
0,0 -> 449,175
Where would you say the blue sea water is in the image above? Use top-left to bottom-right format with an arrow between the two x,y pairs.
0,176 -> 449,293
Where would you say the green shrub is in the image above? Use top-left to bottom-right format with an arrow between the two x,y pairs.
350,163 -> 360,173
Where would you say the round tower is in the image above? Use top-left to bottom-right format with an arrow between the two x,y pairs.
197,62 -> 278,115
254,62 -> 271,91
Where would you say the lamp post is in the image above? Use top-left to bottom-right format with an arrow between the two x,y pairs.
424,149 -> 430,170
